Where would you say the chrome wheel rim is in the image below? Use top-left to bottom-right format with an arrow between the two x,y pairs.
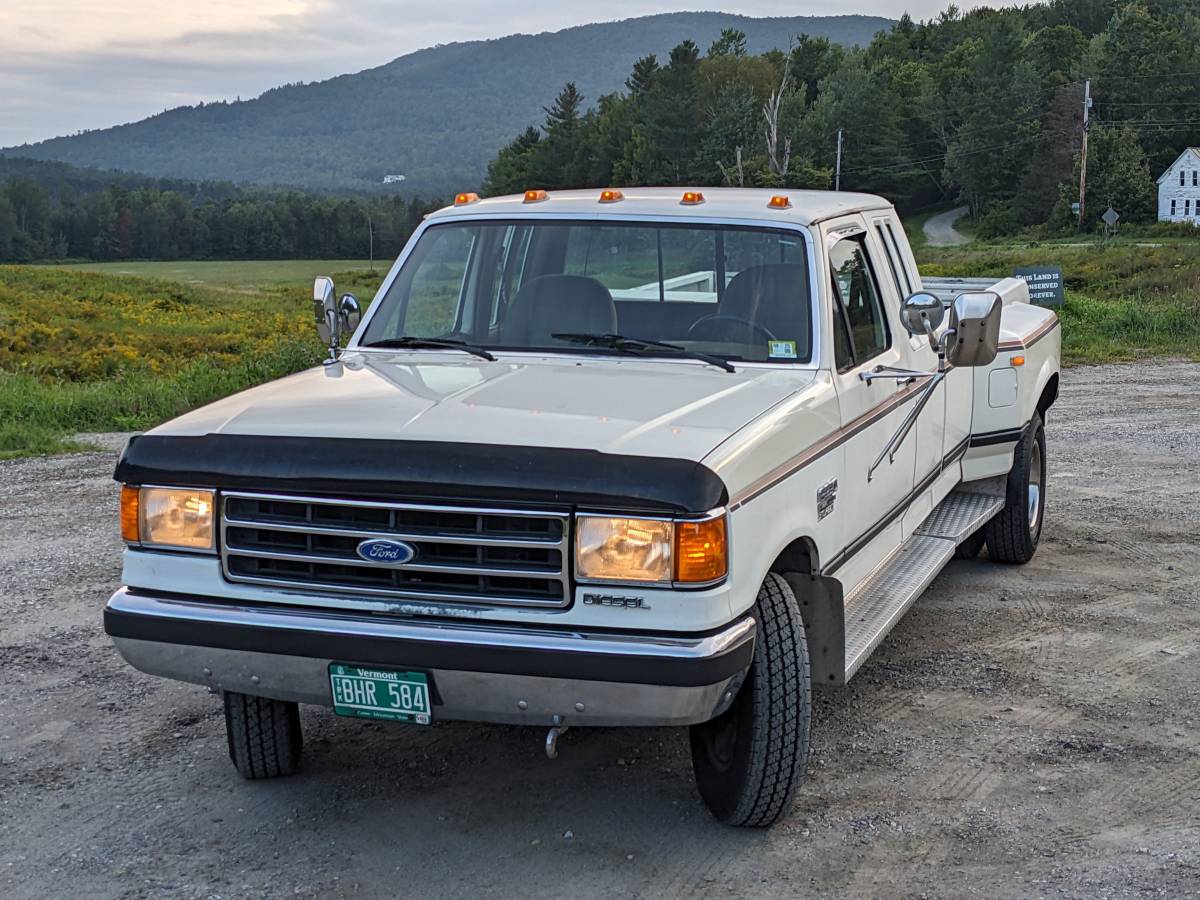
1027,438 -> 1043,536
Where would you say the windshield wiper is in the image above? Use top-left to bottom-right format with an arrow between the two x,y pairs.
551,332 -> 736,373
360,336 -> 496,362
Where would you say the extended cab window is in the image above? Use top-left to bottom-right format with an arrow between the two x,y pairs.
829,234 -> 890,365
363,220 -> 814,364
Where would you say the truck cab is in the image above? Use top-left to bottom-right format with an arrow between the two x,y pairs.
105,188 -> 1060,826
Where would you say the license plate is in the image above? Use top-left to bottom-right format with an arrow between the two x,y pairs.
328,664 -> 432,724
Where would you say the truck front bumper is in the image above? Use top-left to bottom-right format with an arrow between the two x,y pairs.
104,588 -> 755,727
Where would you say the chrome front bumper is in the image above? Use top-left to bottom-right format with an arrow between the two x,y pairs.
104,589 -> 755,727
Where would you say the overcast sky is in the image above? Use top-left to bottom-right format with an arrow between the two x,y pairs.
1,1 -> 980,148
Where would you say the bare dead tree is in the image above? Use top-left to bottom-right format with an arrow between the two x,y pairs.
718,146 -> 745,187
764,73 -> 792,180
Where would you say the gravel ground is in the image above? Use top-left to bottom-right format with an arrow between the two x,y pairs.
2,362 -> 1198,898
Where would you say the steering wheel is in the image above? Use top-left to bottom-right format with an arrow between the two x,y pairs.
687,315 -> 777,344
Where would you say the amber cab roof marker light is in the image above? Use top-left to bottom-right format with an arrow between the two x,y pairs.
680,191 -> 705,206
523,189 -> 549,203
598,189 -> 624,203
768,195 -> 792,209
454,192 -> 480,206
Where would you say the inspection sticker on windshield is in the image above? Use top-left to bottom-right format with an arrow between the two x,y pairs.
768,340 -> 798,359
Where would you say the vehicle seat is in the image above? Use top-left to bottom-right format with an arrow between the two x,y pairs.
500,275 -> 617,345
688,263 -> 809,348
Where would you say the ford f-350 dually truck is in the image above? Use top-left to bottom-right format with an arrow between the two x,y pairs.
105,188 -> 1060,826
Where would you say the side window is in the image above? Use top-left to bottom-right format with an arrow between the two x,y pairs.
829,234 -> 890,365
831,300 -> 855,372
883,222 -> 914,295
872,222 -> 907,300
489,224 -> 533,327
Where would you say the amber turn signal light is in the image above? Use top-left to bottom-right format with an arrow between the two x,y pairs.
454,192 -> 480,206
120,485 -> 140,543
523,189 -> 549,203
1010,355 -> 1026,367
599,189 -> 624,203
680,191 -> 705,205
674,516 -> 728,584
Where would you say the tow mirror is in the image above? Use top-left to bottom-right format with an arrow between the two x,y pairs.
313,276 -> 337,345
899,291 -> 945,351
946,291 -> 1002,368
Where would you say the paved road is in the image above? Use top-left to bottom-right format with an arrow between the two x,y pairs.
3,363 -> 1199,898
923,205 -> 970,246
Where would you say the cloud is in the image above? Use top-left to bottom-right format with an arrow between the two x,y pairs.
0,0 -> 975,147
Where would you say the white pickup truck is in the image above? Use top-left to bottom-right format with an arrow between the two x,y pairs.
105,188 -> 1060,827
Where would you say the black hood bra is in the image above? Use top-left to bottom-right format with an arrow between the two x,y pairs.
114,433 -> 728,516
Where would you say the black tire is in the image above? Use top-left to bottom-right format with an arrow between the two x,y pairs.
224,691 -> 303,779
689,572 -> 811,827
984,414 -> 1046,564
955,528 -> 986,559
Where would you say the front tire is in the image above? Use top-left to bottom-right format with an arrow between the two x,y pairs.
689,572 -> 811,827
984,414 -> 1046,564
224,692 -> 303,779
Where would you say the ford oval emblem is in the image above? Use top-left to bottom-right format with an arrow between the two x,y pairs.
355,538 -> 417,566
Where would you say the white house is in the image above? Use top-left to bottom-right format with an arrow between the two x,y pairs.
1158,147 -> 1200,224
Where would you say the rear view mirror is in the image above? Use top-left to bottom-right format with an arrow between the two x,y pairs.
899,291 -> 945,351
946,291 -> 1002,368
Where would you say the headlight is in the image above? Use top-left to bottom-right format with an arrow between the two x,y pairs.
576,516 -> 672,583
575,514 -> 727,585
121,486 -> 216,552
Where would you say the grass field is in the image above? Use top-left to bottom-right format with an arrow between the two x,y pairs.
41,259 -> 381,287
2,236 -> 1198,458
914,239 -> 1200,364
0,264 -> 385,458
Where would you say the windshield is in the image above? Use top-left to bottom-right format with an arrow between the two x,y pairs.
360,219 -> 813,364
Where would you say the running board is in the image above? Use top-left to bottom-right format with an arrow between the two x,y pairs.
915,481 -> 1005,544
842,485 -> 1006,680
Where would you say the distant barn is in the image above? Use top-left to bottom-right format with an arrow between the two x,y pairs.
1158,147 -> 1200,224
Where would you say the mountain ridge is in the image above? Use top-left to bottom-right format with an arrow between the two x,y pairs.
1,12 -> 892,194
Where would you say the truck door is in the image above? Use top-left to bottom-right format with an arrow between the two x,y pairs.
825,225 -> 918,589
869,216 -> 948,518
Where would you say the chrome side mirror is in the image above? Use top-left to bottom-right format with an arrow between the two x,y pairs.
899,291 -> 945,351
946,291 -> 1002,368
314,276 -> 361,363
338,293 -> 362,337
314,276 -> 337,347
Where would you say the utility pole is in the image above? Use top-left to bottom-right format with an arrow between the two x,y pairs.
366,210 -> 374,271
1078,79 -> 1091,229
835,129 -> 843,191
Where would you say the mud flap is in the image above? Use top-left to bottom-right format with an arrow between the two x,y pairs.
782,572 -> 845,686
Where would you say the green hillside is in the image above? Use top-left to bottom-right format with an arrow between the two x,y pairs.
0,12 -> 889,195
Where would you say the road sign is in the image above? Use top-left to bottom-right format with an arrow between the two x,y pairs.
1013,265 -> 1064,306
1102,207 -> 1120,226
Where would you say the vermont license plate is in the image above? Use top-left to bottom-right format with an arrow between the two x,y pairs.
328,664 -> 432,724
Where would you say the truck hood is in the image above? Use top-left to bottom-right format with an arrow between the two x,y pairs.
150,351 -> 815,463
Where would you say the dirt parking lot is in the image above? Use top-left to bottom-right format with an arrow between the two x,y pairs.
2,361 -> 1198,899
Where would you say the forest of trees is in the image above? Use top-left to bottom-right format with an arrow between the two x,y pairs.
2,0 -> 1197,261
0,160 -> 438,262
485,0 -> 1200,234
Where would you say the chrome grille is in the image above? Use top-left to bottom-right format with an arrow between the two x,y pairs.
220,492 -> 570,608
